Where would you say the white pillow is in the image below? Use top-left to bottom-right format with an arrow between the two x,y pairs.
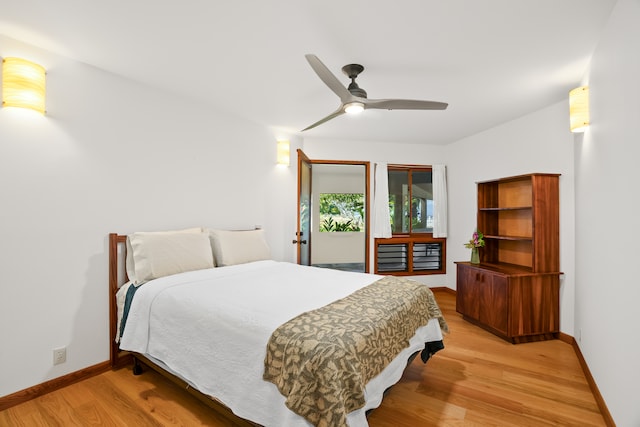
125,227 -> 202,283
128,230 -> 213,284
209,229 -> 271,267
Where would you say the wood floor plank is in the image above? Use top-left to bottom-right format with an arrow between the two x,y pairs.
0,291 -> 608,426
0,400 -> 49,427
62,381 -> 120,427
82,375 -> 164,427
105,365 -> 233,426
33,392 -> 86,426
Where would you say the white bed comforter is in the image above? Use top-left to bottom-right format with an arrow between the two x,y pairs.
119,260 -> 443,427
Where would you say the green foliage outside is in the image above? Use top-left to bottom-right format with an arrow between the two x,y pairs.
319,193 -> 364,232
389,195 -> 431,233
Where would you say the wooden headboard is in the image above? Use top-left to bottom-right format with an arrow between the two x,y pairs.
108,233 -> 132,368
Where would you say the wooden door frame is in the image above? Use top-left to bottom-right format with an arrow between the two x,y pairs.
296,150 -> 370,273
296,149 -> 312,265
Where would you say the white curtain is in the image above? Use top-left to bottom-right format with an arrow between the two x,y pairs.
373,162 -> 392,238
432,164 -> 448,238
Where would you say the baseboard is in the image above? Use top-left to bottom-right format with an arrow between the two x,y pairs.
430,286 -> 456,295
557,331 -> 573,344
0,360 -> 111,411
561,334 -> 616,427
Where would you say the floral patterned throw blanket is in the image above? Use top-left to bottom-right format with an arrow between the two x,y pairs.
263,276 -> 448,427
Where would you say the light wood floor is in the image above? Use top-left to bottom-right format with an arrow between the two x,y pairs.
0,291 -> 607,426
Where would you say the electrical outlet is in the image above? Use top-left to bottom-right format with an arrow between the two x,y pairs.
53,347 -> 66,365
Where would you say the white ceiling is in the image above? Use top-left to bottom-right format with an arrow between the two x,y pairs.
1,0 -> 616,145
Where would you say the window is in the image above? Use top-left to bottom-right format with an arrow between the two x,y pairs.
388,169 -> 434,233
375,166 -> 446,275
319,193 -> 364,232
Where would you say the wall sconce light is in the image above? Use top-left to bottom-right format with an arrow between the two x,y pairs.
569,86 -> 589,133
2,57 -> 46,114
277,140 -> 290,166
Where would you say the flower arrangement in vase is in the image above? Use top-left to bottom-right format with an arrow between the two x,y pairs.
464,230 -> 485,264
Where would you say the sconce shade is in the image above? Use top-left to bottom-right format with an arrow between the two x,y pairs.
277,140 -> 290,166
569,86 -> 589,133
2,57 -> 46,114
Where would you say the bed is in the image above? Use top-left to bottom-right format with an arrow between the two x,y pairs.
108,229 -> 448,427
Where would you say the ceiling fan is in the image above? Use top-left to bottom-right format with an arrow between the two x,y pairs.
301,54 -> 448,131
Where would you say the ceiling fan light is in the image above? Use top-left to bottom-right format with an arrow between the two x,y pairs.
344,102 -> 364,114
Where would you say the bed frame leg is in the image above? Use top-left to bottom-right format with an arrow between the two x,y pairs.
132,357 -> 143,375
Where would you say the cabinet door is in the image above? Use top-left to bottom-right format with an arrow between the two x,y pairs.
479,274 -> 509,336
509,275 -> 560,336
456,265 -> 481,320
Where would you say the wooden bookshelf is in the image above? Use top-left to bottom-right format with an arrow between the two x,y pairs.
456,173 -> 561,343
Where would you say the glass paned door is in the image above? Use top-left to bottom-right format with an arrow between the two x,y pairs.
296,150 -> 312,265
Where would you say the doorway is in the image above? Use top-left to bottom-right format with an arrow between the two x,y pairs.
295,150 -> 370,272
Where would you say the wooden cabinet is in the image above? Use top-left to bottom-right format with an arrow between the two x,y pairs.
456,173 -> 561,343
456,264 -> 509,336
456,263 -> 560,342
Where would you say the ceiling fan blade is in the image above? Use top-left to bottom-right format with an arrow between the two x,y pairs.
305,54 -> 352,103
301,107 -> 345,131
364,99 -> 448,110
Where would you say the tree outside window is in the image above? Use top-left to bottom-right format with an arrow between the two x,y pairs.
319,193 -> 364,232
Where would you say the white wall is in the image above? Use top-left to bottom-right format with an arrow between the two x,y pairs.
0,36 -> 295,397
575,0 -> 640,424
444,101 -> 576,335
